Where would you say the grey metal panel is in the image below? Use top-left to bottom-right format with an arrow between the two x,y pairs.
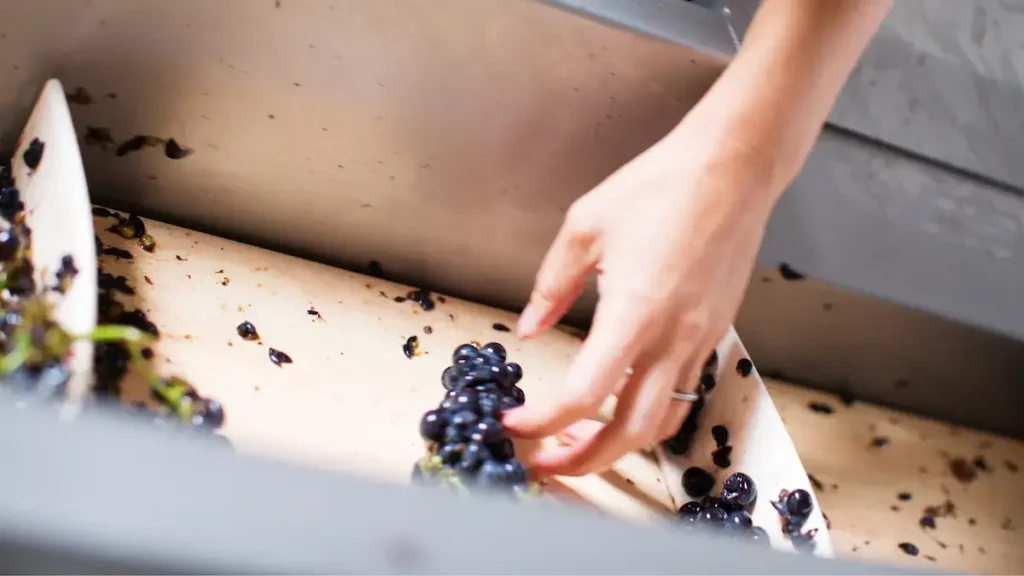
0,398 -> 921,575
737,266 -> 1024,438
829,0 -> 1024,191
751,127 -> 1024,437
545,0 -> 737,60
762,127 -> 1024,343
0,0 -> 728,328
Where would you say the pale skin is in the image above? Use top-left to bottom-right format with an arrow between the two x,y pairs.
502,0 -> 894,477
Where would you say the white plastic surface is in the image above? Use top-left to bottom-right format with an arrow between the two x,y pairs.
654,326 -> 833,557
10,79 -> 98,406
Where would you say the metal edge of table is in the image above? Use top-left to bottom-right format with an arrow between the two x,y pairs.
0,397 -> 926,575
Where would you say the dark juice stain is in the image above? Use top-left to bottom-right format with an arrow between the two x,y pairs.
871,436 -> 890,448
807,401 -> 834,415
949,458 -> 976,483
897,543 -> 919,556
492,322 -> 511,332
115,135 -> 150,157
101,246 -> 133,259
84,127 -> 116,151
98,272 -> 135,295
66,86 -> 95,105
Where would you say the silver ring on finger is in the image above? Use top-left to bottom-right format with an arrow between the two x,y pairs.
670,390 -> 701,403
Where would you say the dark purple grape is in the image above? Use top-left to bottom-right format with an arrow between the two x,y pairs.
419,409 -> 447,443
785,489 -> 814,518
478,460 -> 508,487
194,398 -> 225,429
711,425 -> 729,448
268,348 -> 293,366
700,373 -> 716,393
488,438 -> 515,461
697,506 -> 727,527
453,344 -> 478,364
471,418 -> 504,444
441,366 -> 461,390
504,362 -> 523,385
480,342 -> 507,363
503,460 -> 528,485
700,495 -> 737,514
23,137 -> 44,169
682,466 -> 715,498
458,445 -> 484,473
736,358 -> 754,377
725,510 -> 753,531
749,526 -> 770,544
721,472 -> 757,508
439,390 -> 459,411
450,410 -> 478,430
478,393 -> 502,419
461,368 -> 495,387
454,389 -> 479,413
508,386 -> 525,406
677,501 -> 702,518
437,443 -> 461,465
444,426 -> 463,444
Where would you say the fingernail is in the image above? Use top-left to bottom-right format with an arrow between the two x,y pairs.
516,303 -> 542,338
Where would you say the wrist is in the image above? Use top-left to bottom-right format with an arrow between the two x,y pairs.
664,114 -> 790,212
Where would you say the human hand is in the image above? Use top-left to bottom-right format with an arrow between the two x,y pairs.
502,123 -> 780,478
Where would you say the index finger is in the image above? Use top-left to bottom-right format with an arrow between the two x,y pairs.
502,295 -> 648,438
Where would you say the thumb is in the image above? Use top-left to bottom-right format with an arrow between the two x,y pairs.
518,214 -> 598,338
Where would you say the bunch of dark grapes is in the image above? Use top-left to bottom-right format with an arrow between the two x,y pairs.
0,162 -> 72,401
92,208 -> 226,439
662,349 -> 718,455
771,488 -> 818,552
412,341 -> 535,497
677,469 -> 770,544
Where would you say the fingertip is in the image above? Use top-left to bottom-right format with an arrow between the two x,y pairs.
515,304 -> 542,339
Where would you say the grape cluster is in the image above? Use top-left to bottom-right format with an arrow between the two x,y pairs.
677,469 -> 770,544
413,341 -> 535,496
771,488 -> 818,552
92,209 -> 227,438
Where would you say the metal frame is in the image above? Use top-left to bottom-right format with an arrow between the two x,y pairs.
0,398 -> 921,575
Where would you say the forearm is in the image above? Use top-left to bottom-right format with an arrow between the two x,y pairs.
674,0 -> 892,202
